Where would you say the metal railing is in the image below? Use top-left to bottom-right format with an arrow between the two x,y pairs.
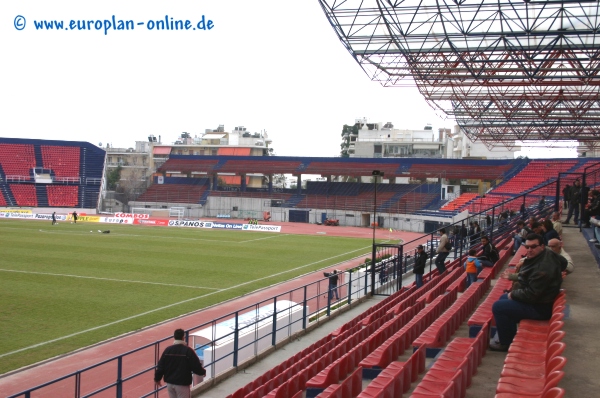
7,166 -> 584,398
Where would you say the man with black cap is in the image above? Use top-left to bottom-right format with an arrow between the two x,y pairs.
413,244 -> 428,288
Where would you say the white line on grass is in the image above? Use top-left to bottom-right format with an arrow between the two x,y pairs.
0,244 -> 372,359
239,234 -> 287,243
0,268 -> 220,290
34,228 -> 229,243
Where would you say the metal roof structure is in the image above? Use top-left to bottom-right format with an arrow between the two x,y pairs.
318,0 -> 600,147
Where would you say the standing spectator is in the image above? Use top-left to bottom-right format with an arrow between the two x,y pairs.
520,202 -> 528,219
491,234 -> 565,351
154,328 -> 206,398
565,179 -> 581,224
562,183 -> 571,209
538,196 -> 548,218
435,228 -> 450,274
468,222 -> 476,247
460,223 -> 468,249
51,212 -> 57,225
464,249 -> 482,287
324,270 -> 339,300
547,238 -> 574,274
473,221 -> 481,245
413,245 -> 428,288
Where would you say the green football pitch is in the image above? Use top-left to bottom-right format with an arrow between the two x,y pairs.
0,219 -> 375,374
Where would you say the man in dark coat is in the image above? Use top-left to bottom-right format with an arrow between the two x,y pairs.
491,234 -> 565,351
155,328 -> 206,398
566,179 -> 581,224
413,245 -> 428,288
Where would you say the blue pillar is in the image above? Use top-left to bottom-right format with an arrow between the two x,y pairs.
297,175 -> 302,195
241,174 -> 246,192
212,174 -> 218,190
268,174 -> 273,192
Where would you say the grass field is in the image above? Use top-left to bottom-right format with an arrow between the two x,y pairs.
0,219 -> 375,374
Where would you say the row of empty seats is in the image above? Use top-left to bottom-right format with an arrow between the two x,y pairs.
41,145 -> 80,177
47,185 -> 78,207
441,193 -> 482,211
9,184 -> 37,207
224,212 -> 568,398
6,184 -> 80,207
136,183 -> 209,204
0,143 -> 36,177
493,160 -> 578,194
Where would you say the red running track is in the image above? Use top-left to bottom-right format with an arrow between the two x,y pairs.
0,221 -> 425,398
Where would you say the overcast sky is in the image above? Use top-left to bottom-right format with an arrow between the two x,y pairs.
1,1 -> 576,158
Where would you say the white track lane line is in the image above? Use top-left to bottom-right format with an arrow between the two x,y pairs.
0,244 -> 372,358
0,269 -> 219,290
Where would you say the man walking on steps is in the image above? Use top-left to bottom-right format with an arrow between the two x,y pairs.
154,328 -> 206,398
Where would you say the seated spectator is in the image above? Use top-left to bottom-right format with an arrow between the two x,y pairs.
528,216 -> 537,228
547,238 -> 573,274
513,220 -> 531,254
531,221 -> 543,235
464,249 -> 482,287
551,211 -> 563,237
541,219 -> 560,245
582,190 -> 600,228
491,233 -> 566,351
479,236 -> 499,268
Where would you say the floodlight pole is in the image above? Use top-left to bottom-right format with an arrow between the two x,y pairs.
371,170 -> 384,295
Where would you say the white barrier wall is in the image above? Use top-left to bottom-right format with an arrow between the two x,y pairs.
190,300 -> 306,378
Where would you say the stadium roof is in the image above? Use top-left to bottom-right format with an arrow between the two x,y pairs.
318,0 -> 600,146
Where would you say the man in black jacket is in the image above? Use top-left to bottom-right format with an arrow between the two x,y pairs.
565,179 -> 581,224
491,234 -> 565,351
479,236 -> 499,268
413,245 -> 428,288
155,328 -> 206,398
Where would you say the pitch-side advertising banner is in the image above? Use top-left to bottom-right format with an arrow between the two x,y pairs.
34,213 -> 67,221
168,220 -> 213,228
134,219 -> 169,226
242,224 -> 281,232
114,213 -> 150,219
1,212 -> 34,219
101,217 -> 134,224
2,209 -> 32,214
